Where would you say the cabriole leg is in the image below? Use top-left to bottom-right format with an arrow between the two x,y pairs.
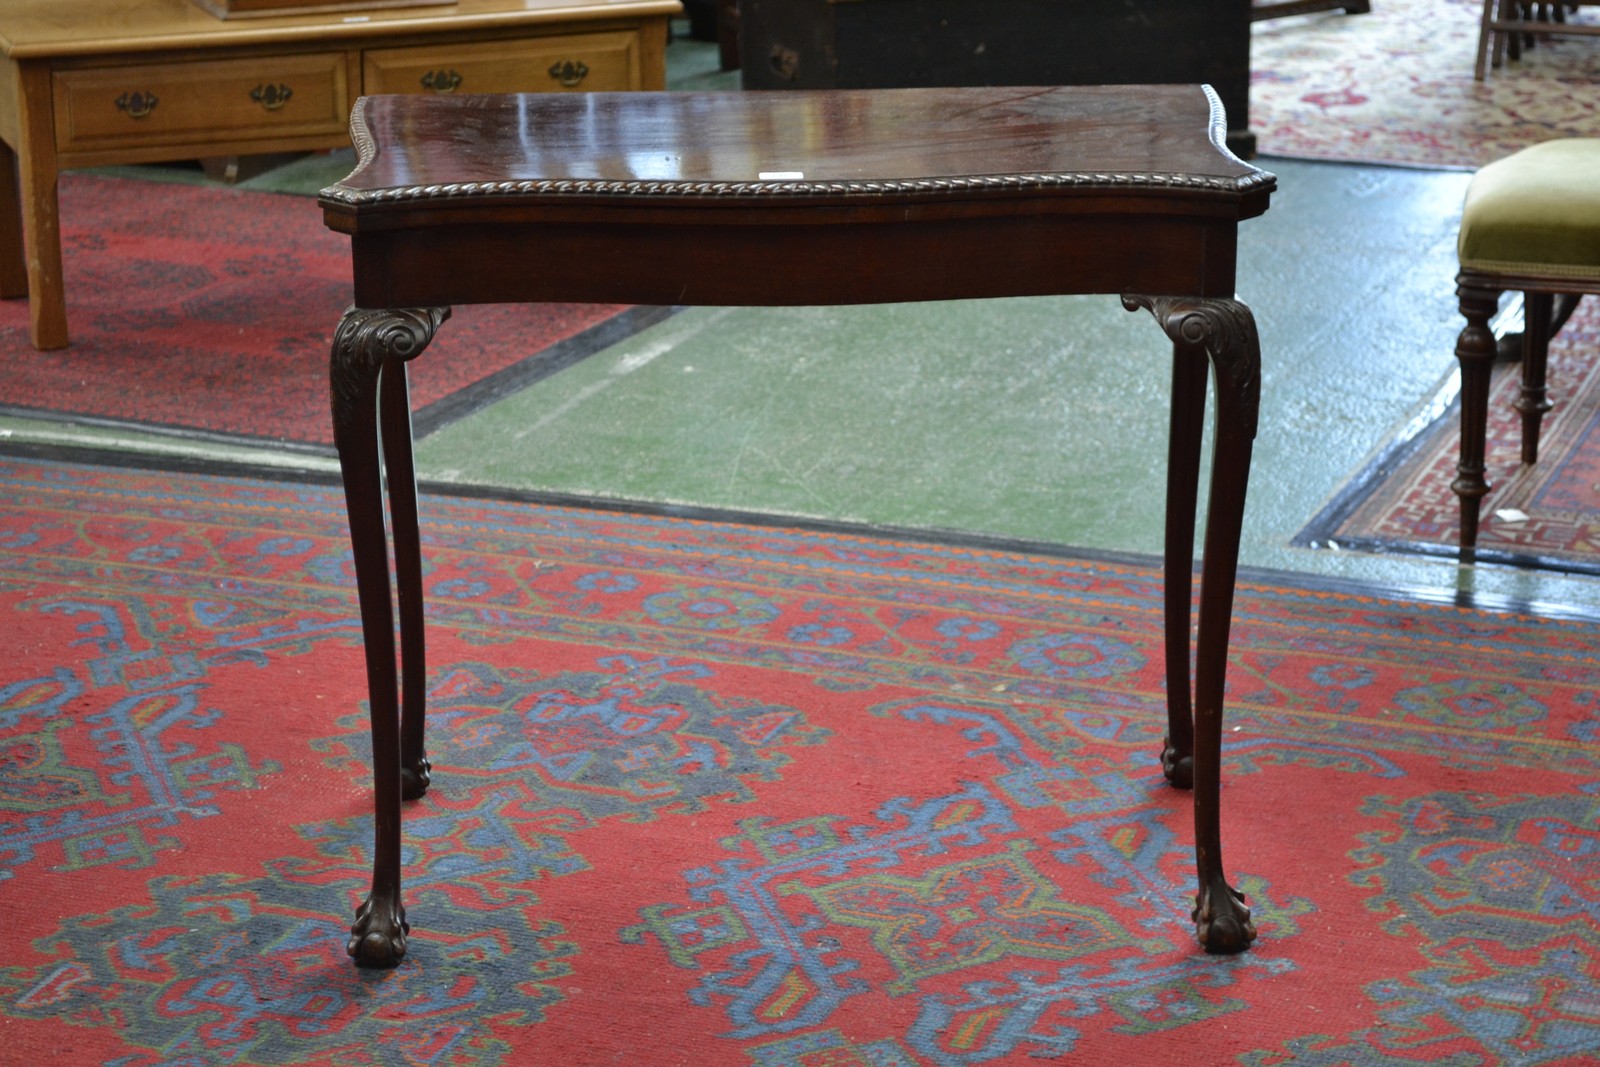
1125,294 -> 1261,955
330,305 -> 449,969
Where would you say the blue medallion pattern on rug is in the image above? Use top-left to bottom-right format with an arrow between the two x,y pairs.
1,597 -> 278,880
317,655 -> 829,823
0,861 -> 572,1066
1346,792 -> 1600,1064
7,456 -> 1600,1064
622,698 -> 1300,1064
1243,791 -> 1600,1066
3,647 -> 831,1066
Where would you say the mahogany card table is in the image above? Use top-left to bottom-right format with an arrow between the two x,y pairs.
318,85 -> 1276,968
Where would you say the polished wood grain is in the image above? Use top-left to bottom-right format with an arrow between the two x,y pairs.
0,0 -> 677,349
324,86 -> 1270,310
323,85 -> 1276,970
330,84 -> 1266,196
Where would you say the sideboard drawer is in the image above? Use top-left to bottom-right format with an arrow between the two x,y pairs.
53,53 -> 352,155
363,32 -> 645,96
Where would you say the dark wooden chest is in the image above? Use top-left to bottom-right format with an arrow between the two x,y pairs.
737,0 -> 1255,157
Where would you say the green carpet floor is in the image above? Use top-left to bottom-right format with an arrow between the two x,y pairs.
3,25 -> 1596,616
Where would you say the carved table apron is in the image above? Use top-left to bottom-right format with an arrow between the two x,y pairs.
319,85 -> 1276,969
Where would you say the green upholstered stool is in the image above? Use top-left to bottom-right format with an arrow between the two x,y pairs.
1452,138 -> 1600,549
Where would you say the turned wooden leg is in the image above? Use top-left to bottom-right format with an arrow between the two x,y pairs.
1452,278 -> 1501,549
1159,346 -> 1207,790
331,305 -> 449,969
1515,291 -> 1555,465
15,66 -> 67,349
1125,294 -> 1260,955
0,142 -> 25,301
379,362 -> 433,801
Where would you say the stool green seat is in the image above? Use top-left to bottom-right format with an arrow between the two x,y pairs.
1451,138 -> 1600,549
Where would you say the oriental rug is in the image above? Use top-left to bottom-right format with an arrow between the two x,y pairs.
1251,0 -> 1600,168
1306,296 -> 1600,573
3,452 -> 1599,1065
0,173 -> 659,449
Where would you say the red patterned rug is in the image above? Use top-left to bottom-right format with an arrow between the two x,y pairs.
1309,296 -> 1600,572
0,173 -> 651,449
3,452 -> 1598,1064
1252,0 -> 1600,168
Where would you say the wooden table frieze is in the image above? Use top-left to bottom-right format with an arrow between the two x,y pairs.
319,85 -> 1276,969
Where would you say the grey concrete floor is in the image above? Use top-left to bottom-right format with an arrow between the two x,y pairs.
3,27 -> 1597,617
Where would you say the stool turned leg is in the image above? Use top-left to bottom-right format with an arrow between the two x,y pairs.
331,305 -> 449,969
1125,294 -> 1260,956
379,363 -> 433,801
1159,346 -> 1207,790
1515,291 -> 1555,464
1452,281 -> 1501,549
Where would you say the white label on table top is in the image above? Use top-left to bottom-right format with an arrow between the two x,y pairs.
758,171 -> 804,180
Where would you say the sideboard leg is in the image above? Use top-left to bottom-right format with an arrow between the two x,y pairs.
1124,294 -> 1260,955
0,141 -> 26,300
330,305 -> 449,969
16,65 -> 67,349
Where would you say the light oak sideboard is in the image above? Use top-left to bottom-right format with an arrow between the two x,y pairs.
0,0 -> 679,350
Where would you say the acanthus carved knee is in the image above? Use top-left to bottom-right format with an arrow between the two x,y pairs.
330,306 -> 450,443
1122,294 -> 1262,442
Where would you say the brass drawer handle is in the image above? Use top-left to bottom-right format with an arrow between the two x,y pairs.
251,83 -> 294,111
421,69 -> 463,93
114,91 -> 159,119
548,60 -> 589,87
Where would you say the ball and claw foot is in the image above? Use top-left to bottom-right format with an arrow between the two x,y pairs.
401,755 -> 432,801
1161,737 -> 1194,790
348,891 -> 409,968
1193,877 -> 1256,955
